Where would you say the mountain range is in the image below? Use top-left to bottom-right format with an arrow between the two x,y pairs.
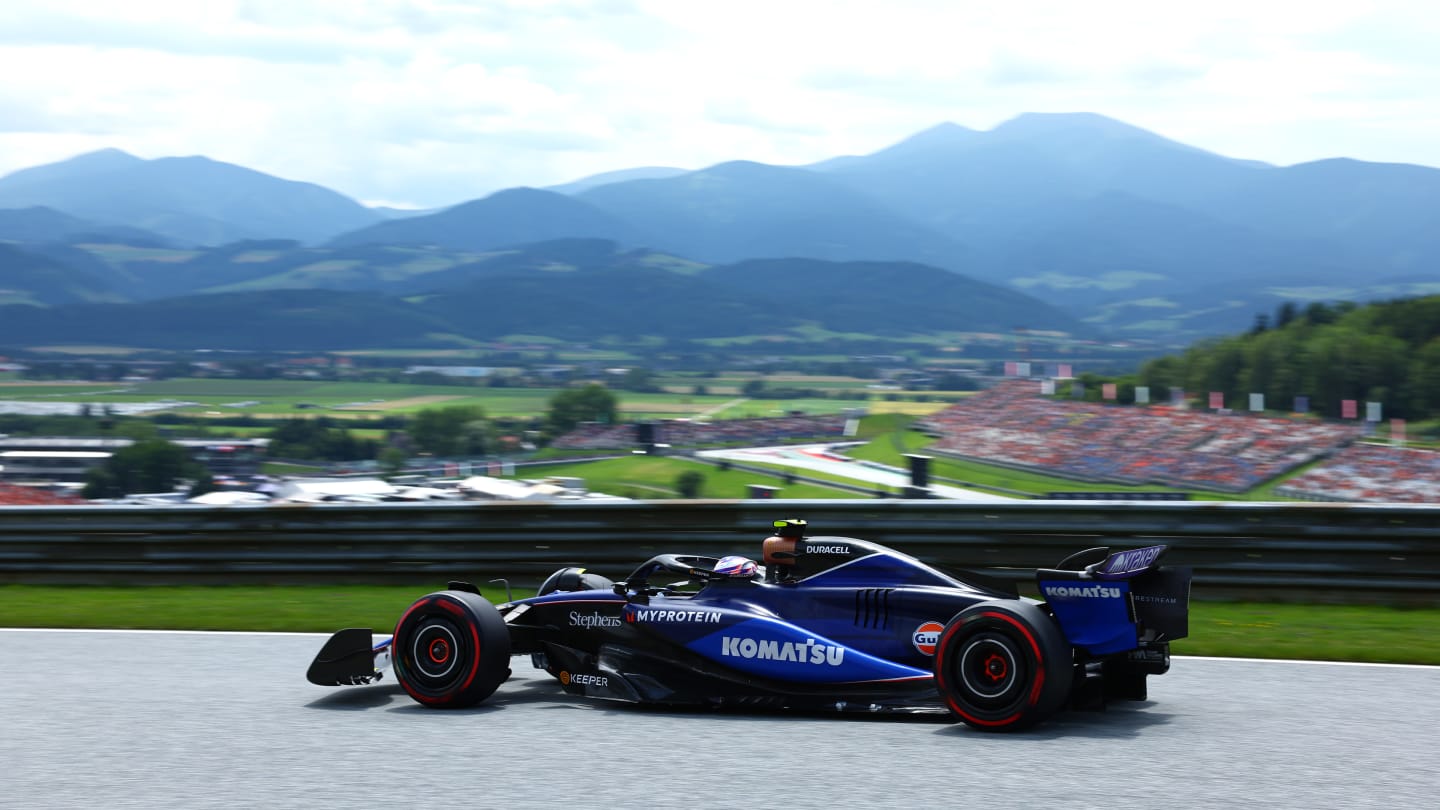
4,112 -> 1440,343
0,239 -> 1082,350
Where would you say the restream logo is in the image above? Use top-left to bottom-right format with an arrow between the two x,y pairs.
1043,584 -> 1123,599
568,611 -> 622,629
720,636 -> 845,666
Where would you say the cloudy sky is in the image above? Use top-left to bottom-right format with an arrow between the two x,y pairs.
2,0 -> 1438,208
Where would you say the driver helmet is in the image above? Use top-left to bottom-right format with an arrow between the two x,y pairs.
713,555 -> 758,578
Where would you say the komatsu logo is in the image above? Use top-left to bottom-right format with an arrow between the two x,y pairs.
568,610 -> 622,629
805,545 -> 850,555
721,636 -> 845,666
1043,584 -> 1123,599
627,609 -> 723,624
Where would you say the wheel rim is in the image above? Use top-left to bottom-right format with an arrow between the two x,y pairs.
403,615 -> 467,689
956,631 -> 1025,707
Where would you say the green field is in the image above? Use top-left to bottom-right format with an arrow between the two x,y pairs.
520,455 -> 865,499
2,586 -> 1435,664
0,375 -> 1335,501
0,376 -> 950,421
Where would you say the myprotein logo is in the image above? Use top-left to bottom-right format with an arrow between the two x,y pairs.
568,610 -> 622,629
1043,584 -> 1123,599
721,636 -> 845,666
626,608 -> 722,624
911,621 -> 944,656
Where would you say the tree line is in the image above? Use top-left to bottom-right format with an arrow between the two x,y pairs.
1074,298 -> 1440,421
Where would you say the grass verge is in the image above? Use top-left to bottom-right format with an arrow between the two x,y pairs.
2,586 -> 1437,665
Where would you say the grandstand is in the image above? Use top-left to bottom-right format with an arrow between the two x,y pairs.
917,380 -> 1362,493
0,483 -> 86,506
1276,444 -> 1440,503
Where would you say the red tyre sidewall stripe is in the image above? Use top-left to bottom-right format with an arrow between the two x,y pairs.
935,610 -> 1047,728
460,622 -> 481,692
394,595 -> 479,705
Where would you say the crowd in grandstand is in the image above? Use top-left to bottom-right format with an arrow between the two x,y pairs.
0,483 -> 85,506
918,380 -> 1363,492
550,414 -> 850,451
1276,443 -> 1440,503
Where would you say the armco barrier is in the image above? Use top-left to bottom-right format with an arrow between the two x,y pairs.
0,500 -> 1438,603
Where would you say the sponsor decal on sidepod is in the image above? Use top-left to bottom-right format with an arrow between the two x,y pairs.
721,636 -> 845,666
627,608 -> 724,623
911,621 -> 945,656
559,671 -> 608,687
568,611 -> 623,629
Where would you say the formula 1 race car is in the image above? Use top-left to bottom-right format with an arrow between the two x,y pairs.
307,519 -> 1192,731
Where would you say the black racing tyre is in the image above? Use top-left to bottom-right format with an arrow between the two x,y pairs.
392,590 -> 511,709
934,600 -> 1074,731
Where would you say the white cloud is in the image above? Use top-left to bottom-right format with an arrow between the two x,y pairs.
1,0 -> 1438,206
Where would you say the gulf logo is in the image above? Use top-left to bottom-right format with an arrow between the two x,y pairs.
912,621 -> 945,656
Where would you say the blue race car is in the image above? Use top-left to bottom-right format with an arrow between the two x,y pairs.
308,518 -> 1191,731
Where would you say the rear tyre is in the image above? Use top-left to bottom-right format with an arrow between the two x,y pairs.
934,600 -> 1073,731
392,590 -> 510,708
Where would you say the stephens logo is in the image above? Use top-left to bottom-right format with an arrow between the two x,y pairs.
1043,584 -> 1123,599
720,636 -> 845,666
559,671 -> 608,688
911,621 -> 945,656
568,610 -> 622,629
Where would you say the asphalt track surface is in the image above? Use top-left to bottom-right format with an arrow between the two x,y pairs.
5,630 -> 1439,809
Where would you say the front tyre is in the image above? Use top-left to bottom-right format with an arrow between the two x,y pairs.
393,590 -> 510,708
934,600 -> 1073,731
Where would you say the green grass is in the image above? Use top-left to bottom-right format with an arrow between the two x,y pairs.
1172,602 -> 1440,664
2,586 -> 1435,664
517,455 -> 862,499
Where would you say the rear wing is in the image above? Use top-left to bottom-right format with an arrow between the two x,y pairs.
1036,545 -> 1192,656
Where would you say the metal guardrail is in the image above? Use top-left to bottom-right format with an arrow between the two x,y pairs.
1,500 -> 1438,603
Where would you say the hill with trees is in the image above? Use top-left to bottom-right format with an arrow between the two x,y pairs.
0,240 -> 1083,349
1132,297 -> 1440,420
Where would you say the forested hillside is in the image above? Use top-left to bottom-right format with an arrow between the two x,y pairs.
1133,298 -> 1440,419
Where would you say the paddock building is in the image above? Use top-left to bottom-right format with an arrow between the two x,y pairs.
0,436 -> 269,485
